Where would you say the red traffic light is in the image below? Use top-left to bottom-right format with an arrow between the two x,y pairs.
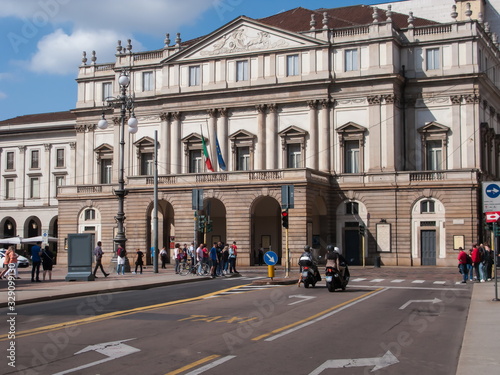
281,211 -> 288,217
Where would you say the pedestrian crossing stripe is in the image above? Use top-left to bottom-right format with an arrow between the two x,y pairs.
204,284 -> 283,299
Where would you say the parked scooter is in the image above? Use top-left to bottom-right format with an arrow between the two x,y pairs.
325,265 -> 350,292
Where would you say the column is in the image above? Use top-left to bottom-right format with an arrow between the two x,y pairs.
207,109 -> 217,171
266,104 -> 278,169
319,99 -> 330,171
367,95 -> 382,171
171,112 -> 182,174
44,143 -> 52,205
69,142 -> 76,185
75,125 -> 86,184
218,108 -> 229,171
308,100 -> 318,169
160,112 -> 171,175
256,105 -> 266,170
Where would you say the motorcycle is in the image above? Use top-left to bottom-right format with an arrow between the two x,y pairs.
325,265 -> 350,292
299,260 -> 321,288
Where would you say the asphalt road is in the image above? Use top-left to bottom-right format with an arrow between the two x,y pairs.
1,272 -> 471,375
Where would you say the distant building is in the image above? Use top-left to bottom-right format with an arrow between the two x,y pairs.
3,2 -> 500,267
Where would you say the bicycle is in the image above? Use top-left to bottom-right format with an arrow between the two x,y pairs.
179,260 -> 209,276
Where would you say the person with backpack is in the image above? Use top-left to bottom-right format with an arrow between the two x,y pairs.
133,248 -> 144,274
229,241 -> 238,273
116,245 -> 126,275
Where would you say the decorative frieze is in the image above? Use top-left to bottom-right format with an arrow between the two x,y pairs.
464,94 -> 480,104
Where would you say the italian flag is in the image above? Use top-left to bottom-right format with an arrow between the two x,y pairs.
201,127 -> 214,172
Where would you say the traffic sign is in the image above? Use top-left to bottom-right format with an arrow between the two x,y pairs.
482,182 -> 500,212
485,212 -> 500,223
264,251 -> 278,266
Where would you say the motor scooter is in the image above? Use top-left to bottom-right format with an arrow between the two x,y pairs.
299,260 -> 321,288
325,265 -> 350,292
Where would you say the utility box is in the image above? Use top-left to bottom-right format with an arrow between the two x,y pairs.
65,233 -> 95,281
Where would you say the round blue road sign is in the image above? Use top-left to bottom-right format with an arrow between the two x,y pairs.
264,251 -> 278,266
486,184 -> 500,199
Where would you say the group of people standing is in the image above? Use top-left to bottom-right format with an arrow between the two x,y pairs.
1,242 -> 54,281
457,243 -> 496,283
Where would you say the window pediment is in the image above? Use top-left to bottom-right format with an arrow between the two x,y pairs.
278,125 -> 308,138
134,136 -> 155,147
182,132 -> 203,143
337,122 -> 366,135
229,129 -> 255,141
418,122 -> 450,135
94,143 -> 113,153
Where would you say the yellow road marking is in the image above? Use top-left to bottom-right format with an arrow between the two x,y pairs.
0,284 -> 255,341
252,288 -> 384,341
165,354 -> 220,375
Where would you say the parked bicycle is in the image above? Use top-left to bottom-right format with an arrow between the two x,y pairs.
179,260 -> 209,276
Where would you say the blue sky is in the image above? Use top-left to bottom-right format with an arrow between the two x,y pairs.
0,0 -> 381,121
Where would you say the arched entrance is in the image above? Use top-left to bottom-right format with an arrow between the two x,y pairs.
251,196 -> 282,265
146,199 -> 174,265
336,200 -> 368,265
202,198 -> 227,246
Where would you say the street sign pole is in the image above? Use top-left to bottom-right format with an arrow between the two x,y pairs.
494,222 -> 499,301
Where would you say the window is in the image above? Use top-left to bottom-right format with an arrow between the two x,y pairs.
55,176 -> 65,194
6,152 -> 14,170
85,209 -> 96,220
100,159 -> 112,184
56,149 -> 65,168
426,48 -> 440,70
345,49 -> 359,71
31,150 -> 39,169
5,179 -> 14,199
189,66 -> 200,86
141,152 -> 154,175
237,147 -> 250,171
286,54 -> 299,76
189,150 -> 202,173
142,71 -> 154,91
420,200 -> 435,214
346,202 -> 359,215
426,140 -> 442,170
287,143 -> 302,168
236,60 -> 249,81
30,177 -> 40,198
344,140 -> 360,173
102,82 -> 112,101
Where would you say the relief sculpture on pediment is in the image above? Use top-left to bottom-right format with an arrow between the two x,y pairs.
200,27 -> 288,56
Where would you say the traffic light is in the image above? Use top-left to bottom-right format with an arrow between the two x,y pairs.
206,220 -> 213,232
198,215 -> 206,231
281,210 -> 289,229
359,224 -> 365,235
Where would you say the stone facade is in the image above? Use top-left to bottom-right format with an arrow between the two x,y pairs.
3,3 -> 500,268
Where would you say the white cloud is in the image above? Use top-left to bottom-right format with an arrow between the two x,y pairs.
27,28 -> 135,75
0,0 -> 214,35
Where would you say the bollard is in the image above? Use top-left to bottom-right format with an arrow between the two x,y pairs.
374,256 -> 381,268
268,265 -> 275,279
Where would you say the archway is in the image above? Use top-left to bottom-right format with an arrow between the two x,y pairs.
146,199 -> 174,265
251,196 -> 281,265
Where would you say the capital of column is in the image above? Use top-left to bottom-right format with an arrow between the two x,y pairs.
207,108 -> 218,118
219,108 -> 229,117
160,112 -> 172,122
256,104 -> 267,114
44,143 -> 52,151
172,112 -> 183,121
308,100 -> 318,110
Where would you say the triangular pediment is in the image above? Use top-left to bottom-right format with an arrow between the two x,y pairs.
418,122 -> 450,134
133,136 -> 155,147
278,125 -> 308,137
94,143 -> 113,153
229,129 -> 255,140
182,132 -> 204,143
337,122 -> 366,134
165,16 -> 325,62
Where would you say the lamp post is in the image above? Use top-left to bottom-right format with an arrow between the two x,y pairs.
97,70 -> 138,253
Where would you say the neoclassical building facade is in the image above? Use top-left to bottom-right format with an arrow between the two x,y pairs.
3,2 -> 500,267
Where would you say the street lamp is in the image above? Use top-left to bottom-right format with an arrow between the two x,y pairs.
97,69 -> 138,253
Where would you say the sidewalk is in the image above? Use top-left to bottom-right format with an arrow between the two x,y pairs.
1,265 -> 498,372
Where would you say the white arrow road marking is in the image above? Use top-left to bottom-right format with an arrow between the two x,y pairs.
309,350 -> 399,374
53,339 -> 140,375
399,297 -> 442,310
288,295 -> 317,305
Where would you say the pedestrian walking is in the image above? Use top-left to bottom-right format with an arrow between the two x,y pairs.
93,241 -> 110,278
116,245 -> 126,275
31,241 -> 42,282
471,244 -> 482,281
134,248 -> 144,274
0,246 -> 19,279
457,247 -> 468,283
160,246 -> 168,269
210,242 -> 218,278
196,244 -> 204,274
466,249 -> 473,281
174,243 -> 181,274
41,246 -> 54,281
229,241 -> 238,273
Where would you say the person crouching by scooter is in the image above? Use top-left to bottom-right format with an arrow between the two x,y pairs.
298,245 -> 321,286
